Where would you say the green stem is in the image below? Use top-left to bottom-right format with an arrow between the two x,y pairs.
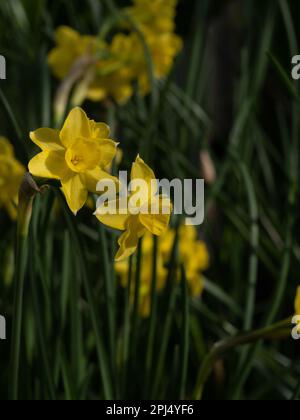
131,240 -> 143,359
98,223 -> 116,393
194,318 -> 291,400
29,251 -> 56,400
122,256 -> 133,397
11,234 -> 27,400
179,265 -> 189,400
11,174 -> 41,400
152,228 -> 179,397
57,191 -> 114,399
233,161 -> 259,377
144,235 -> 158,397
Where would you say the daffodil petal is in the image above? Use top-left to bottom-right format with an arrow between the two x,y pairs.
30,128 -> 64,151
0,137 -> 14,156
55,26 -> 79,46
90,121 -> 110,138
84,167 -> 120,194
97,139 -> 118,168
28,150 -> 70,180
131,155 -> 158,196
115,217 -> 146,261
139,195 -> 172,236
61,174 -> 88,215
95,198 -> 130,231
60,107 -> 91,147
188,274 -> 204,298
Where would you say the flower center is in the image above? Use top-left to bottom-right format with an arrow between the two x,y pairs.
71,155 -> 82,166
65,137 -> 102,173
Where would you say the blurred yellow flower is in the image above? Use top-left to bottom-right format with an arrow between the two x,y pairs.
126,0 -> 179,34
87,34 -> 136,104
28,107 -> 119,215
0,137 -> 25,219
48,26 -> 99,80
48,0 -> 182,105
161,225 -> 209,297
115,226 -> 210,317
140,32 -> 182,95
95,155 -> 172,261
295,286 -> 300,315
116,231 -> 168,317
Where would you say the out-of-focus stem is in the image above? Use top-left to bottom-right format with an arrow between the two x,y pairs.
11,173 -> 42,400
194,318 -> 292,400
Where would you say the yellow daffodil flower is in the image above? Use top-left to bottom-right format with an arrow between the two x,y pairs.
295,286 -> 300,315
48,27 -> 135,105
95,155 -> 172,261
48,26 -> 99,80
28,107 -> 119,215
0,137 -> 25,219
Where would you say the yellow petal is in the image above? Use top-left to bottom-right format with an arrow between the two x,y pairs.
98,139 -> 118,168
47,48 -> 73,79
115,217 -> 146,261
55,26 -> 80,46
112,84 -> 133,105
28,150 -> 70,180
61,173 -> 88,215
90,121 -> 110,138
84,167 -> 120,194
30,128 -> 64,151
131,155 -> 158,197
87,85 -> 107,102
188,274 -> 204,298
60,107 -> 91,147
95,198 -> 130,231
295,286 -> 300,315
0,137 -> 14,156
139,195 -> 172,236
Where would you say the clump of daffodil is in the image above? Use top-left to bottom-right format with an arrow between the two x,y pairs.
48,0 -> 182,106
124,0 -> 182,95
95,155 -> 173,261
0,137 -> 25,219
295,286 -> 300,315
28,107 -> 119,215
